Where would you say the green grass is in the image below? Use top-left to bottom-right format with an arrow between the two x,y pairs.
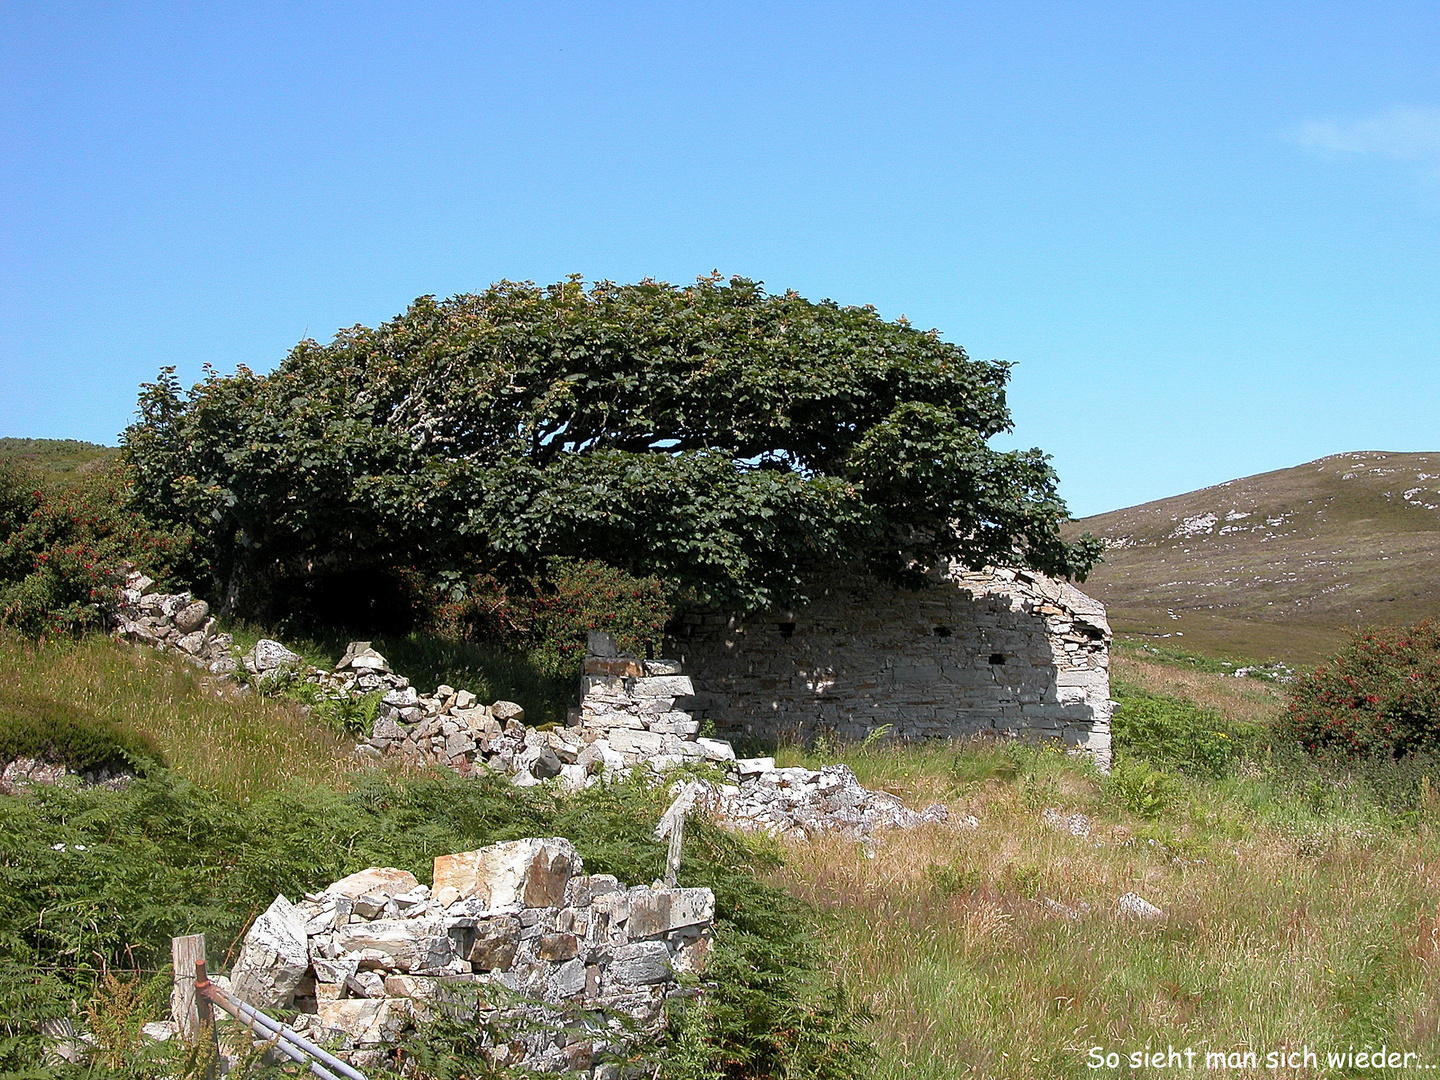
0,437 -> 118,483
0,634 -> 360,801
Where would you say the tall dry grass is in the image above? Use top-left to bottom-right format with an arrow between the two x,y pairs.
0,634 -> 364,800
772,737 -> 1440,1078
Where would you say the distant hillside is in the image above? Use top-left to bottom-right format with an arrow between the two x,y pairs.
0,437 -> 118,482
1065,452 -> 1440,664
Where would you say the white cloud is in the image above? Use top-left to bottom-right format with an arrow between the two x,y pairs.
1290,106 -> 1440,162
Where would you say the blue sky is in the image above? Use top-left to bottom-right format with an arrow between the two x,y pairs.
3,2 -> 1438,517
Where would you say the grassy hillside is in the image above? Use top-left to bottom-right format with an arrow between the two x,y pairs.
0,437 -> 118,482
770,656 -> 1440,1079
1065,451 -> 1440,664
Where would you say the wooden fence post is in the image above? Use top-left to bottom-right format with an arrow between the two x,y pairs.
656,780 -> 705,887
171,933 -> 218,1077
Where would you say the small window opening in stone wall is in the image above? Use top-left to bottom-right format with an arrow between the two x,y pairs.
932,626 -> 952,637
989,653 -> 1006,665
777,622 -> 797,638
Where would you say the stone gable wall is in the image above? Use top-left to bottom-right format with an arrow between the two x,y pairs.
666,567 -> 1113,767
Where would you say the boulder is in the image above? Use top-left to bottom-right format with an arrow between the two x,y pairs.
251,639 -> 302,672
1116,892 -> 1163,920
173,599 -> 210,634
491,701 -> 525,723
433,838 -> 581,909
230,894 -> 309,1007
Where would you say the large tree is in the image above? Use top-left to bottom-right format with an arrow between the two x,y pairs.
124,275 -> 1099,616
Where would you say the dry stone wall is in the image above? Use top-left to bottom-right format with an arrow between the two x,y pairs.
227,838 -> 714,1076
668,566 -> 1114,768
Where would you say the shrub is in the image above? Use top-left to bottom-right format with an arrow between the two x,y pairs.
0,461 -> 195,638
1111,681 -> 1256,776
426,557 -> 672,675
1281,620 -> 1440,757
0,690 -> 163,776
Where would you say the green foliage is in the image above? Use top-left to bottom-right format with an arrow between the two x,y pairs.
0,769 -> 867,1079
1103,759 -> 1184,819
0,461 -> 195,637
426,557 -> 672,675
0,689 -> 163,775
1281,620 -> 1440,757
123,275 -> 1098,622
280,680 -> 383,738
1111,680 -> 1257,777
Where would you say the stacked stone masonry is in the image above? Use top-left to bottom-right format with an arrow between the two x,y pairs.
668,566 -> 1114,768
226,837 -> 714,1076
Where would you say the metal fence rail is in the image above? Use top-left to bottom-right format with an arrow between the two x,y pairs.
171,933 -> 368,1080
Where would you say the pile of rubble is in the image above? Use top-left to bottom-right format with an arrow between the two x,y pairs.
705,760 -> 950,840
227,837 -> 714,1074
114,570 -> 235,673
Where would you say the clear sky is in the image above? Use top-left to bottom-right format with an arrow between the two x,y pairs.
3,2 -> 1438,517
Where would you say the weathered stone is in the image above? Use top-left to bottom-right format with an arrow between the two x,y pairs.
230,894 -> 309,1007
535,932 -> 579,962
434,838 -> 581,908
176,631 -> 208,656
586,631 -> 618,657
326,867 -> 420,902
331,919 -> 455,972
316,998 -> 383,1039
695,737 -> 736,762
624,888 -> 715,939
584,657 -> 646,677
607,728 -> 665,757
630,675 -> 694,699
531,747 -> 562,779
1116,892 -> 1163,920
491,700 -> 525,722
547,957 -> 587,998
173,599 -> 210,634
607,940 -> 672,985
251,639 -> 301,672
466,915 -> 520,970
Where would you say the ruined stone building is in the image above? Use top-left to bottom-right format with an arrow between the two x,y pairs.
666,567 -> 1114,767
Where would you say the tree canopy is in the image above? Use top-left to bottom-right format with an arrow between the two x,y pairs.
124,275 -> 1099,617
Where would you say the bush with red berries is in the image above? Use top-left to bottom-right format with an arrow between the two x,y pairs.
1281,621 -> 1440,757
0,461 -> 194,637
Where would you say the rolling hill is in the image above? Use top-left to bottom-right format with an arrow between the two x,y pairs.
1065,451 -> 1440,664
0,437 -> 118,482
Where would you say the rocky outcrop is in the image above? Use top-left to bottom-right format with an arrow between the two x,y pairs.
230,838 -> 715,1074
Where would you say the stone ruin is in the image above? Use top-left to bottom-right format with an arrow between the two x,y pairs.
669,565 -> 1115,768
221,837 -> 714,1075
109,563 -> 1113,775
